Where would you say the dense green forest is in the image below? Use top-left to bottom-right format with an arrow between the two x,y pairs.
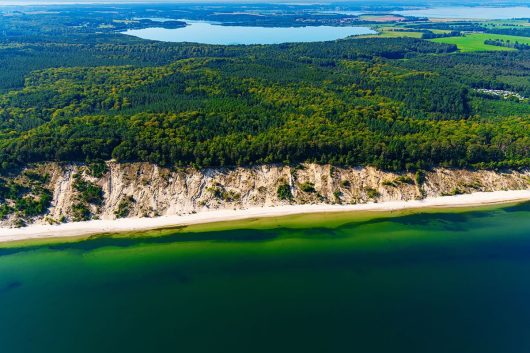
0,5 -> 529,175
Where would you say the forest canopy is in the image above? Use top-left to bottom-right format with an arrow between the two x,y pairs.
0,8 -> 529,173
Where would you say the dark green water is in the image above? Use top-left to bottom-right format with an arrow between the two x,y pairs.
2,203 -> 530,353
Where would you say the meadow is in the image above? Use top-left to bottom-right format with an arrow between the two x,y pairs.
432,32 -> 530,52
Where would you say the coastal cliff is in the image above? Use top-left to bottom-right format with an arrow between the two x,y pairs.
1,162 -> 529,227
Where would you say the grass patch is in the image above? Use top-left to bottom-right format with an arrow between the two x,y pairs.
431,33 -> 530,52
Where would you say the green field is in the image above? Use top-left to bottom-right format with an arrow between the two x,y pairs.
431,33 -> 530,52
359,26 -> 424,39
481,19 -> 530,29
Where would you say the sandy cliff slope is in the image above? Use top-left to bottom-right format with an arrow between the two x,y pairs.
1,162 -> 527,227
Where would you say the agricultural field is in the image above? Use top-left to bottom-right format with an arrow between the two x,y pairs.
481,19 -> 530,29
431,33 -> 530,52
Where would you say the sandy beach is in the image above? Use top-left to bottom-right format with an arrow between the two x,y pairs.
0,189 -> 529,244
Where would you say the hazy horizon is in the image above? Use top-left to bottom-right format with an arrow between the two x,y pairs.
1,0 -> 530,4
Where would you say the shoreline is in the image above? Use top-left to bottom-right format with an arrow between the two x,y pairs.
1,189 -> 529,244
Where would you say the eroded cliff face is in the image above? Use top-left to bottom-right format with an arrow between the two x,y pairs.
1,162 -> 529,227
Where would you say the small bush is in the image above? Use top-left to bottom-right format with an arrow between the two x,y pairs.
396,175 -> 414,184
366,188 -> 380,199
0,181 -> 27,201
23,170 -> 49,184
277,183 -> 292,200
445,188 -> 464,196
114,195 -> 135,218
415,170 -> 426,185
87,161 -> 109,178
208,186 -> 224,199
0,204 -> 12,220
300,182 -> 316,193
222,190 -> 240,202
73,174 -> 103,205
462,181 -> 482,189
15,189 -> 51,217
208,185 -> 240,202
384,175 -> 414,187
71,202 -> 91,222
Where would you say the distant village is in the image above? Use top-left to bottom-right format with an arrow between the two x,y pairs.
475,88 -> 527,101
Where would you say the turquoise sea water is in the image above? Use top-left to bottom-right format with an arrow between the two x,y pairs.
123,21 -> 375,45
1,203 -> 530,353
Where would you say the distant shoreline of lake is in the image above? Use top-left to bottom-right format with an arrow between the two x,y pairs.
394,6 -> 530,19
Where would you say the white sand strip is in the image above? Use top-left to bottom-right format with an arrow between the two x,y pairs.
1,189 -> 529,244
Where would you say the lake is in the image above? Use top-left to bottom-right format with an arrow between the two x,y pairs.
2,203 -> 530,353
123,21 -> 375,45
394,6 -> 530,19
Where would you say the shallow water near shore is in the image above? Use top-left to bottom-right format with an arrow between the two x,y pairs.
2,202 -> 530,353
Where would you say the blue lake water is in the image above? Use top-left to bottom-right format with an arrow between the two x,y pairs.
394,6 -> 530,19
123,21 -> 376,45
